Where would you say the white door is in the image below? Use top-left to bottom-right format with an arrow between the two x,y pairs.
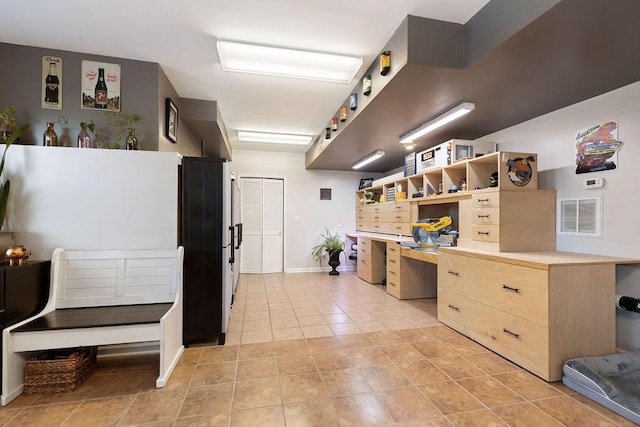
262,179 -> 284,273
240,177 -> 284,274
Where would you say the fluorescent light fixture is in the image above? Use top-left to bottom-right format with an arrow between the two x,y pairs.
399,102 -> 476,144
217,39 -> 363,84
237,131 -> 312,145
352,150 -> 385,170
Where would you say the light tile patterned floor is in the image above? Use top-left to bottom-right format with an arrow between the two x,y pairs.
0,271 -> 634,426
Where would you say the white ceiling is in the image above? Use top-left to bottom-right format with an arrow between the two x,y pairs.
0,0 -> 490,154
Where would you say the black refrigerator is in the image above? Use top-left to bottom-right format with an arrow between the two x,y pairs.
181,157 -> 241,346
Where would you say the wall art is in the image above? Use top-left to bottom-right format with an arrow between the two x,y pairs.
575,120 -> 624,174
81,60 -> 121,111
42,55 -> 62,110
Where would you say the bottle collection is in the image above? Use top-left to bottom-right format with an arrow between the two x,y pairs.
36,119 -> 139,150
322,50 -> 390,142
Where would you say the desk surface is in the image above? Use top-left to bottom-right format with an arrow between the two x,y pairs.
439,247 -> 640,270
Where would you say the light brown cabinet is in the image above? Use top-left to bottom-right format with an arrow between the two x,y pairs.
386,242 -> 437,299
356,237 -> 385,284
460,189 -> 557,252
437,247 -> 627,381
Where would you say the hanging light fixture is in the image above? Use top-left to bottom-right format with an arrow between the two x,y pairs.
399,102 -> 475,145
352,150 -> 385,169
217,40 -> 363,84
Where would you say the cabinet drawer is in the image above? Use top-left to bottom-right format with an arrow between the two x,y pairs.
390,210 -> 411,222
438,252 -> 548,325
389,223 -> 411,235
356,222 -> 364,231
371,212 -> 390,222
471,208 -> 500,225
471,225 -> 500,242
387,276 -> 400,298
438,289 -> 549,378
386,243 -> 401,263
386,265 -> 401,284
389,202 -> 411,214
472,191 -> 500,208
369,223 -> 384,233
357,256 -> 372,282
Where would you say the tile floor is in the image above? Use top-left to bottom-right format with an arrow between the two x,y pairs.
0,271 -> 635,426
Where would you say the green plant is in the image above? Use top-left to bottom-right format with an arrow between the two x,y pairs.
0,107 -> 17,130
311,227 -> 345,264
106,111 -> 140,149
0,123 -> 29,229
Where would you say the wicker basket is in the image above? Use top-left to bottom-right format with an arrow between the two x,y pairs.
24,347 -> 97,394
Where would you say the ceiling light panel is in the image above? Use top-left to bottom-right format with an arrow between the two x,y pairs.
217,40 -> 363,84
352,150 -> 385,169
237,131 -> 312,145
399,102 -> 475,144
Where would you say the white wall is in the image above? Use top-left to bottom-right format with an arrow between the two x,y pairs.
230,149 -> 379,272
478,81 -> 640,350
4,146 -> 179,260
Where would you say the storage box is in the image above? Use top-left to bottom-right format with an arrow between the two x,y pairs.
24,347 -> 97,394
416,139 -> 495,172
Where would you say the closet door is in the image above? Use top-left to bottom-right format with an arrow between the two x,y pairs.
240,177 -> 284,274
262,179 -> 284,273
240,178 -> 263,274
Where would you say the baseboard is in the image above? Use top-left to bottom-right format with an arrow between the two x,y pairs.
285,265 -> 356,273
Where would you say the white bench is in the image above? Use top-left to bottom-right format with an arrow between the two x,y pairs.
1,247 -> 184,406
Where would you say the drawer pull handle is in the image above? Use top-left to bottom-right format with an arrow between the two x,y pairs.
395,216 -> 402,219
503,328 -> 520,339
478,214 -> 490,218
502,285 -> 520,293
477,231 -> 490,236
389,271 -> 396,275
448,304 -> 459,311
477,198 -> 490,202
448,270 -> 459,276
389,259 -> 396,264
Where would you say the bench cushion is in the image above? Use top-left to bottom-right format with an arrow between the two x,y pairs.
12,304 -> 172,333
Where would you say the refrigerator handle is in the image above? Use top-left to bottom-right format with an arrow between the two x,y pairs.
235,223 -> 243,249
228,225 -> 235,264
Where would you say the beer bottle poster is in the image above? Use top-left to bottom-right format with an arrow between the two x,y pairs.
81,60 -> 121,111
42,56 -> 62,110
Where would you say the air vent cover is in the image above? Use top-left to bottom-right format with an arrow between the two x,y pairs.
558,196 -> 601,237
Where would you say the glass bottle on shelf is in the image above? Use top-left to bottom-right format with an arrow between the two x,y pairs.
94,68 -> 108,109
77,124 -> 92,148
43,122 -> 58,146
125,128 -> 138,150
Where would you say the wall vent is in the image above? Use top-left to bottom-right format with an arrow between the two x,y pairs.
557,195 -> 602,237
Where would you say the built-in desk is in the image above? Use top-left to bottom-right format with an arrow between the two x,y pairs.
348,232 -> 437,299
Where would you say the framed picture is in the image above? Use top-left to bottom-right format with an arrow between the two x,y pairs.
42,55 -> 62,110
165,98 -> 178,143
359,178 -> 373,190
81,60 -> 121,111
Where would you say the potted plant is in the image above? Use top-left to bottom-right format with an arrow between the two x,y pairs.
106,111 -> 140,149
311,227 -> 345,275
0,122 -> 30,230
0,107 -> 18,143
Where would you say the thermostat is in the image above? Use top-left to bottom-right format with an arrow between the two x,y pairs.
583,177 -> 604,189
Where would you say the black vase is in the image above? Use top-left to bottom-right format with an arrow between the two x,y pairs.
327,249 -> 342,276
